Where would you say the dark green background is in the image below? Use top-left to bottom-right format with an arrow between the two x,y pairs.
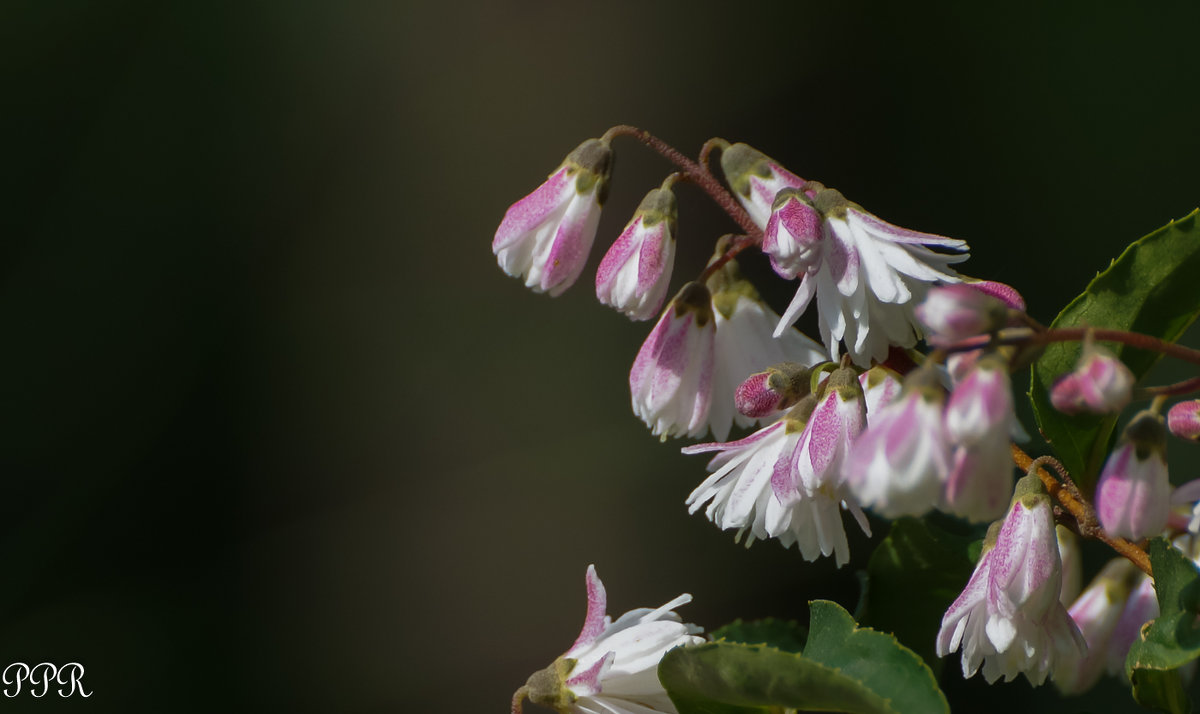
2,1 -> 1198,712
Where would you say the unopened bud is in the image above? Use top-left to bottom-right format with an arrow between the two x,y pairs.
1050,341 -> 1133,415
915,284 -> 1008,345
1095,411 -> 1169,541
1168,400 -> 1200,442
734,362 -> 811,418
719,143 -> 806,229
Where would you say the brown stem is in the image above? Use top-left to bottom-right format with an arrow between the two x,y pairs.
940,326 -> 1200,370
511,686 -> 528,714
601,125 -> 762,240
1011,444 -> 1152,576
1141,375 -> 1200,398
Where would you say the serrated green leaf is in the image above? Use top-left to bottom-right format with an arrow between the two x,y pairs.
1126,538 -> 1200,677
711,617 -> 807,653
660,601 -> 948,714
1029,210 -> 1200,490
861,516 -> 980,671
1131,666 -> 1191,714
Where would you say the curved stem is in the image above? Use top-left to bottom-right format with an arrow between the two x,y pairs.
511,686 -> 528,714
602,125 -> 761,239
1011,444 -> 1152,576
1141,375 -> 1200,398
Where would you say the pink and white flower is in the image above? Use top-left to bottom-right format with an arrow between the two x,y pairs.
844,371 -> 951,519
709,281 -> 825,440
763,189 -> 822,279
937,475 -> 1086,685
494,138 -> 613,296
858,365 -> 903,427
686,368 -> 870,566
1054,559 -> 1139,695
630,283 -> 716,439
1051,342 -> 1134,415
942,353 -> 1018,522
1095,411 -> 1170,541
915,283 -> 1009,345
766,183 -> 970,366
596,184 -> 677,321
514,565 -> 703,714
719,142 -> 806,229
1105,572 -> 1159,677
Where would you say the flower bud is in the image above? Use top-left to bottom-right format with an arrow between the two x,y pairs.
494,138 -> 613,296
967,280 -> 1026,312
1095,410 -> 1170,541
596,182 -> 677,321
1050,342 -> 1134,415
719,142 -> 806,229
629,282 -> 715,439
915,284 -> 1008,345
763,188 -> 822,279
734,362 -> 811,418
1168,399 -> 1200,442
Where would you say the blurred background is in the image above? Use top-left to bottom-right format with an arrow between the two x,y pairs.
2,1 -> 1199,712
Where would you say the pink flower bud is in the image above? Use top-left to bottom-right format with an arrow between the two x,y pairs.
915,284 -> 1008,345
494,138 -> 612,296
719,142 -> 806,229
859,365 -> 903,427
968,280 -> 1026,312
1050,344 -> 1134,415
1168,399 -> 1200,442
629,283 -> 715,439
942,354 -> 1018,522
734,362 -> 811,419
595,184 -> 676,321
1095,411 -> 1170,541
763,189 -> 822,279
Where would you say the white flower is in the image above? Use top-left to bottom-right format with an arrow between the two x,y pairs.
514,565 -> 704,714
843,372 -> 951,519
1053,559 -> 1139,695
685,367 -> 870,566
942,353 -> 1018,523
709,281 -> 825,440
937,475 -> 1086,686
766,183 -> 969,366
629,283 -> 716,439
1095,411 -> 1170,541
596,184 -> 677,321
493,138 -> 612,296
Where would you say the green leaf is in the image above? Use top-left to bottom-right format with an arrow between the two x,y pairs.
1126,538 -> 1200,678
1029,209 -> 1200,489
711,617 -> 807,653
861,516 -> 980,671
1131,667 -> 1191,714
660,600 -> 948,714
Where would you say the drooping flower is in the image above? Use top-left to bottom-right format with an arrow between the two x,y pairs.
1095,410 -> 1170,541
915,283 -> 1009,345
596,182 -> 677,321
1056,526 -> 1082,607
1105,572 -> 1158,678
937,474 -> 1086,685
494,139 -> 613,296
686,369 -> 870,566
630,283 -> 716,439
707,262 -> 825,440
762,188 -> 821,279
844,368 -> 951,519
1054,559 -> 1139,695
719,142 -> 806,229
513,565 -> 703,714
1050,339 -> 1134,415
775,185 -> 969,365
1168,399 -> 1200,442
942,353 -> 1018,522
858,365 -> 903,427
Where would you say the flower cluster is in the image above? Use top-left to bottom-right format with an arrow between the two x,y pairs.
493,127 -> 1200,705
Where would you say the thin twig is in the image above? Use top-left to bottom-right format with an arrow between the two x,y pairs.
1011,444 -> 1152,576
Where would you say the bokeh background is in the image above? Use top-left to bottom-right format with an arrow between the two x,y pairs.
2,1 -> 1200,712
